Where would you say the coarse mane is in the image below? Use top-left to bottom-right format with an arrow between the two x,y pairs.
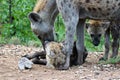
33,0 -> 47,12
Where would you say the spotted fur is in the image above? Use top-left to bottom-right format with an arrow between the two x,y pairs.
45,42 -> 66,69
56,0 -> 120,69
45,41 -> 88,69
28,0 -> 120,69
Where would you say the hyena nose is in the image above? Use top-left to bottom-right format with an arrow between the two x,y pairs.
93,40 -> 100,46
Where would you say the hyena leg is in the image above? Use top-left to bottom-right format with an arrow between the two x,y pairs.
23,51 -> 46,59
76,19 -> 86,65
23,51 -> 47,65
32,58 -> 47,65
99,27 -> 110,61
56,0 -> 79,69
110,25 -> 119,58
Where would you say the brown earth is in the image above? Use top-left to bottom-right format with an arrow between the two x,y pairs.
0,44 -> 120,80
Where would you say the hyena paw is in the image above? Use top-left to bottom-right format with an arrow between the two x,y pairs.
57,64 -> 69,70
83,48 -> 88,63
46,63 -> 54,69
18,57 -> 33,70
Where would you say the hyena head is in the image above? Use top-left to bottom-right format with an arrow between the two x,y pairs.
45,41 -> 66,69
86,20 -> 110,46
28,12 -> 54,47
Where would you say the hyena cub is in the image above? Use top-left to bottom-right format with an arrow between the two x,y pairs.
45,41 -> 66,69
86,20 -> 120,60
45,41 -> 88,69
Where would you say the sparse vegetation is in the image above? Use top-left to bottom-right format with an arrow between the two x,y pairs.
99,56 -> 120,64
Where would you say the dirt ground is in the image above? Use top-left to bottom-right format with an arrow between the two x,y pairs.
0,44 -> 120,80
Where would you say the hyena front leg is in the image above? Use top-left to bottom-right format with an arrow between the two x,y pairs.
56,0 -> 79,69
76,19 -> 86,65
110,23 -> 119,58
100,27 -> 110,61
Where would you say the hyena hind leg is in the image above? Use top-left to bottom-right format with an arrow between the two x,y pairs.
110,24 -> 120,58
23,51 -> 46,59
71,41 -> 88,66
23,51 -> 47,65
76,19 -> 86,65
99,27 -> 110,61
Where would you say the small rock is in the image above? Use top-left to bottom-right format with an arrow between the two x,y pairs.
18,57 -> 33,70
103,64 -> 111,67
94,72 -> 100,75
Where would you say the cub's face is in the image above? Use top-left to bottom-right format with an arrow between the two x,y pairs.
86,20 -> 110,46
45,41 -> 65,69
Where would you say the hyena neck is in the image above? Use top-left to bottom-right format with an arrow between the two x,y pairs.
38,0 -> 59,25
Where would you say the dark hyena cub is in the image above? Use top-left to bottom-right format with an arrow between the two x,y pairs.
22,41 -> 88,69
86,20 -> 120,61
45,41 -> 88,69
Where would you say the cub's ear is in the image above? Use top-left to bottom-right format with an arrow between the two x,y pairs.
85,23 -> 90,29
59,43 -> 64,50
28,12 -> 42,23
101,22 -> 110,31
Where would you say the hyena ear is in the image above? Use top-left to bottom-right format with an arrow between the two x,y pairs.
85,23 -> 89,29
101,22 -> 110,31
59,43 -> 64,49
85,20 -> 91,29
28,12 -> 42,23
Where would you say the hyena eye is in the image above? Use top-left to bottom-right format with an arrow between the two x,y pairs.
98,34 -> 101,37
90,34 -> 94,37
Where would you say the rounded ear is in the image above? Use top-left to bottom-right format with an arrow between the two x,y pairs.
60,43 -> 64,48
28,12 -> 42,23
85,23 -> 89,29
85,19 -> 91,29
101,22 -> 110,30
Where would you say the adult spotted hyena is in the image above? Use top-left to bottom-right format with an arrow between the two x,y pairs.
28,0 -> 120,69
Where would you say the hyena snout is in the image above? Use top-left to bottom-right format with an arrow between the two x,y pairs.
92,39 -> 100,46
91,34 -> 101,46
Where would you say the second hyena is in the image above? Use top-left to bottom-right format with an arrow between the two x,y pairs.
86,20 -> 120,60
